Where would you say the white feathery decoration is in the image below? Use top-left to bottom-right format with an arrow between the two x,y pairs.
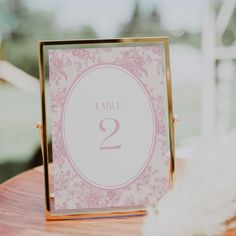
143,130 -> 236,236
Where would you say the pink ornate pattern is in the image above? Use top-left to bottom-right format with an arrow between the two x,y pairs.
48,46 -> 169,210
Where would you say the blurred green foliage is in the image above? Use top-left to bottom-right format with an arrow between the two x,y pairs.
1,0 -> 235,78
118,2 -> 201,47
0,0 -> 97,77
0,0 -> 55,77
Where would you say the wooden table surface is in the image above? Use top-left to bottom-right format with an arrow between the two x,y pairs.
0,162 -> 235,236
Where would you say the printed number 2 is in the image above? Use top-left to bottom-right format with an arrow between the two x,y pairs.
99,118 -> 121,150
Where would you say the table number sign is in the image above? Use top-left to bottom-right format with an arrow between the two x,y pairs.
38,37 -> 175,220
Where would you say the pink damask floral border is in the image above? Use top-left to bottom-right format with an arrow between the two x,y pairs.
48,46 -> 169,210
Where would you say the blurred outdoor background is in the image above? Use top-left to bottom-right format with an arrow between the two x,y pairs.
0,0 -> 235,183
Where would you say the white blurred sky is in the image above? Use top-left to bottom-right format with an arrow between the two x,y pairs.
26,0 -> 204,36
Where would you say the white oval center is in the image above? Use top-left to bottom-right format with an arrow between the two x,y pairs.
63,65 -> 155,189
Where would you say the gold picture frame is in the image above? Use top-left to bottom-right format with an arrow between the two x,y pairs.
37,37 -> 175,221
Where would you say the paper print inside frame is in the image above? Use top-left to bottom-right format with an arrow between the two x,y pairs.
47,39 -> 172,213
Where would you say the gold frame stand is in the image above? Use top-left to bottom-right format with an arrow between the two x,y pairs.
37,37 -> 176,220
